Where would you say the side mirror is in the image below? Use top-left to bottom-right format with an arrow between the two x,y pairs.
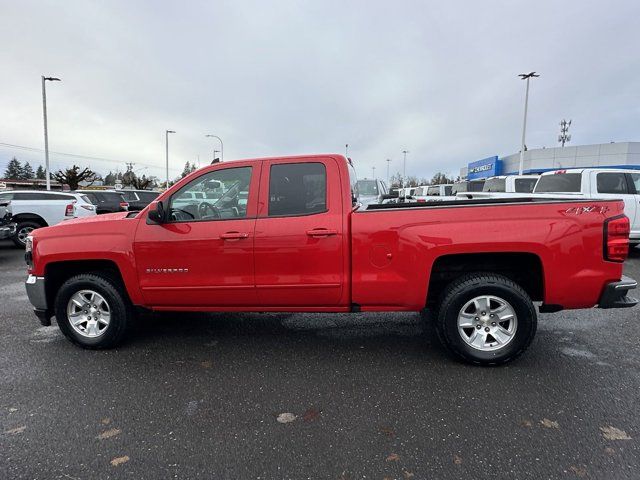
147,200 -> 166,224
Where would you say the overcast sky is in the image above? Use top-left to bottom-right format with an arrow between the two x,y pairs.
1,0 -> 639,181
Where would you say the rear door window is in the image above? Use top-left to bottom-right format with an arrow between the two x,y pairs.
483,178 -> 506,192
534,173 -> 582,193
596,172 -> 628,194
269,162 -> 327,216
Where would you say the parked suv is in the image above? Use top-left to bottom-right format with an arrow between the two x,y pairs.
119,190 -> 159,211
76,190 -> 129,214
0,190 -> 96,247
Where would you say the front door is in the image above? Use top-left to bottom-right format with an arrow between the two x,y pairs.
254,157 -> 346,307
134,162 -> 260,307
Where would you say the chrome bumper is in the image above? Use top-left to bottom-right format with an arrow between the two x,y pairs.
25,275 -> 52,326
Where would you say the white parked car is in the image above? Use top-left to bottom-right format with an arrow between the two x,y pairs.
455,175 -> 540,200
0,190 -> 96,247
533,168 -> 640,245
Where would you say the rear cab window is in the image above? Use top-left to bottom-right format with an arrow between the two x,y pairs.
483,178 -> 506,192
596,172 -> 628,194
515,178 -> 538,193
534,173 -> 582,193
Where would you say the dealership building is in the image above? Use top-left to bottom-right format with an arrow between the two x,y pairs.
460,141 -> 640,180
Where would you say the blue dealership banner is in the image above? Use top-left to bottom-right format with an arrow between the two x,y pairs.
467,156 -> 501,180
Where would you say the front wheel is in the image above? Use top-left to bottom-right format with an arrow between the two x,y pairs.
54,273 -> 131,349
434,273 -> 537,366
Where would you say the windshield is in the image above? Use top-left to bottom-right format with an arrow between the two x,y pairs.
534,173 -> 582,193
356,180 -> 378,196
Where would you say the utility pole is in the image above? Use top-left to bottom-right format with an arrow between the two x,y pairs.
386,158 -> 391,186
558,119 -> 572,147
372,166 -> 376,179
345,144 -> 349,158
165,130 -> 175,189
41,75 -> 61,190
518,71 -> 540,175
402,150 -> 409,200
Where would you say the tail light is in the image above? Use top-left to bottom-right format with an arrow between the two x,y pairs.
603,215 -> 630,262
120,202 -> 129,211
65,203 -> 75,217
416,198 -> 426,203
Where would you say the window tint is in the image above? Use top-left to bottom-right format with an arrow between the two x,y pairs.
169,166 -> 252,221
534,173 -> 582,193
515,178 -> 538,193
597,172 -> 628,194
629,173 -> 640,194
121,191 -> 139,201
483,178 -> 506,192
269,162 -> 326,216
444,185 -> 453,196
427,186 -> 440,196
138,191 -> 159,201
84,193 -> 99,204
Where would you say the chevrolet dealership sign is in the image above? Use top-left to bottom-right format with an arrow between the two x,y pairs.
467,156 -> 501,180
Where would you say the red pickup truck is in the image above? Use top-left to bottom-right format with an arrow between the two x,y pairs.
25,154 -> 637,365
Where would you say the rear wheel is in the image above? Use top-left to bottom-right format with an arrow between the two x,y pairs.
54,273 -> 131,349
434,273 -> 537,366
12,221 -> 41,248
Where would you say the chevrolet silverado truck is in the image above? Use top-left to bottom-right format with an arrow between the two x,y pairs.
24,155 -> 638,365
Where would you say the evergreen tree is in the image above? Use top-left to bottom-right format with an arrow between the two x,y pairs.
3,157 -> 23,179
22,162 -> 35,180
35,165 -> 46,180
104,171 -> 116,185
181,161 -> 192,178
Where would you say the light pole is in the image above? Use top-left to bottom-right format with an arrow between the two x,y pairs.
205,134 -> 224,162
214,150 -> 220,162
402,150 -> 409,200
165,130 -> 175,189
518,71 -> 540,175
372,166 -> 376,179
41,76 -> 61,190
386,158 -> 391,186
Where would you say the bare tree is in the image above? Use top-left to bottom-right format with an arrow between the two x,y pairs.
53,165 -> 96,190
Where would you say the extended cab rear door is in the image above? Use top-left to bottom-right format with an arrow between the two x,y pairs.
254,157 -> 346,307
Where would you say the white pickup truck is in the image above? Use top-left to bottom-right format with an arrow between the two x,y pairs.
413,184 -> 456,202
533,168 -> 640,245
455,175 -> 540,200
0,190 -> 96,247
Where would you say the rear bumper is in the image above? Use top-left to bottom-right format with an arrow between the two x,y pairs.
25,275 -> 52,326
598,275 -> 638,309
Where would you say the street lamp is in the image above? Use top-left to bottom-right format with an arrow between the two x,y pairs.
165,130 -> 175,189
41,76 -> 61,190
402,150 -> 409,200
518,71 -> 540,175
205,134 -> 224,162
386,158 -> 392,186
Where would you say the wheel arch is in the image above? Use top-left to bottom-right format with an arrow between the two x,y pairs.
427,252 -> 545,307
44,260 -> 130,309
13,213 -> 48,226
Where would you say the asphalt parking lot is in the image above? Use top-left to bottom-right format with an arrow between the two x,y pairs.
1,241 -> 639,480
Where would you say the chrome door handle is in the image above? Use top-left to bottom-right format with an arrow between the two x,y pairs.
306,229 -> 338,237
220,232 -> 249,240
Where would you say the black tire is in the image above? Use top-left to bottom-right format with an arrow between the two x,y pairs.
54,273 -> 131,349
12,220 -> 42,248
434,273 -> 537,366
